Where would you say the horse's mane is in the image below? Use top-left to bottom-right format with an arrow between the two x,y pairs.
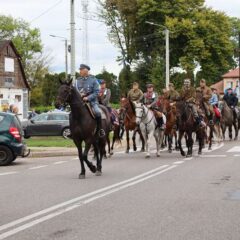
128,99 -> 136,114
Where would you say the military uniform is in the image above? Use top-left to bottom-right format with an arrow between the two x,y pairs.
76,63 -> 105,137
127,89 -> 144,102
166,89 -> 179,101
179,86 -> 199,119
196,86 -> 213,117
99,88 -> 111,107
143,91 -> 158,107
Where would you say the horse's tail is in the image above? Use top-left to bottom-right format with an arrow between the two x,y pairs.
113,125 -> 122,144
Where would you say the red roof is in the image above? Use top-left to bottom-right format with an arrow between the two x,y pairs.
210,80 -> 224,95
222,68 -> 240,78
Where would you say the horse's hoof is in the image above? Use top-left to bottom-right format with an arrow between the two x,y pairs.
156,153 -> 160,157
145,155 -> 151,159
125,150 -> 129,154
110,151 -> 114,155
79,174 -> 85,179
186,154 -> 192,158
95,170 -> 102,176
198,151 -> 202,155
234,137 -> 238,141
89,164 -> 97,173
168,149 -> 172,153
133,147 -> 137,152
141,148 -> 145,152
104,155 -> 107,159
181,152 -> 185,157
208,147 -> 212,151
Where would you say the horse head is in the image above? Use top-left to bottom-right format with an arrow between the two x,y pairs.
134,101 -> 145,125
55,78 -> 73,109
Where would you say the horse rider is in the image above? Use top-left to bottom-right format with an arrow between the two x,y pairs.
179,78 -> 206,127
98,80 -> 111,107
98,79 -> 119,126
196,79 -> 214,125
143,83 -> 165,130
127,82 -> 144,102
143,83 -> 158,107
75,64 -> 105,137
223,88 -> 239,118
165,83 -> 179,102
209,87 -> 221,119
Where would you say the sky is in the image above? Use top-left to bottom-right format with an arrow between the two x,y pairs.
0,0 -> 240,76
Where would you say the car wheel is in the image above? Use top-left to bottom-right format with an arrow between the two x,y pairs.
24,131 -> 31,139
62,128 -> 71,139
0,146 -> 14,166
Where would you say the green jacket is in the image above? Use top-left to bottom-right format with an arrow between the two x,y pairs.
127,89 -> 144,102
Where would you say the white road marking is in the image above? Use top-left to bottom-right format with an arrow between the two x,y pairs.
227,146 -> 240,153
0,164 -> 170,235
200,155 -> 227,158
29,165 -> 48,170
173,161 -> 184,165
234,155 -> 240,157
203,142 -> 224,153
185,157 -> 193,161
0,165 -> 176,240
53,161 -> 67,165
0,172 -> 18,176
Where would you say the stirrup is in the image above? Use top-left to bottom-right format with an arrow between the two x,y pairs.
209,120 -> 214,125
98,129 -> 106,138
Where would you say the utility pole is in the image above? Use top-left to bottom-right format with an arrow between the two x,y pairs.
50,35 -> 68,79
239,32 -> 240,85
70,0 -> 76,84
81,0 -> 89,64
165,29 -> 170,90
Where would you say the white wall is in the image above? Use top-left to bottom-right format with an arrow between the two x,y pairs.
0,88 -> 28,120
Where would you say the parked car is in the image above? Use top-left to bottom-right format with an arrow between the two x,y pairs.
0,112 -> 29,166
21,112 -> 71,139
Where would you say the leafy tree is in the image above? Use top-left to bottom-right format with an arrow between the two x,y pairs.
95,68 -> 120,103
0,15 -> 42,70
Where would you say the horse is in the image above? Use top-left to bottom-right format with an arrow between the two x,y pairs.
134,102 -> 164,158
218,100 -> 238,140
119,97 -> 145,153
106,109 -> 123,156
55,79 -> 111,179
157,96 -> 178,153
176,100 -> 205,157
195,91 -> 215,150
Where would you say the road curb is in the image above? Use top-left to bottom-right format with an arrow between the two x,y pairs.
28,150 -> 78,158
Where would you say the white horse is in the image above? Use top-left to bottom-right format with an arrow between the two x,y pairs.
134,102 -> 165,158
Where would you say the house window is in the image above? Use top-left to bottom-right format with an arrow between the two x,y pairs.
0,94 -> 3,99
4,77 -> 14,88
15,95 -> 21,102
4,57 -> 14,72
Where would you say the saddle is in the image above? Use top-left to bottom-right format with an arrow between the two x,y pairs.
85,103 -> 107,120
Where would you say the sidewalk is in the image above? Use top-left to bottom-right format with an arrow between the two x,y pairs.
28,141 -> 127,158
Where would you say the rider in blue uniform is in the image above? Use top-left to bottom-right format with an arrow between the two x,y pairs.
75,64 -> 105,137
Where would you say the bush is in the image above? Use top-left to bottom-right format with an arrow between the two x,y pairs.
33,106 -> 55,114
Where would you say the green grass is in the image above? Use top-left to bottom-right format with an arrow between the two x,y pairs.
25,137 -> 75,148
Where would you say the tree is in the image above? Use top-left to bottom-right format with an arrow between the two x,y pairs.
0,15 -> 42,70
95,68 -> 120,103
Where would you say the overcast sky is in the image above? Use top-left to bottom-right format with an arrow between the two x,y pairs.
0,0 -> 239,76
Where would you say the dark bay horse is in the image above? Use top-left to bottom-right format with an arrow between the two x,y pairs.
55,80 -> 111,178
119,97 -> 145,153
195,91 -> 214,150
176,100 -> 205,157
157,96 -> 178,153
219,100 -> 238,140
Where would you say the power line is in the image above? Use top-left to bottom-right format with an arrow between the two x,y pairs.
30,0 -> 63,23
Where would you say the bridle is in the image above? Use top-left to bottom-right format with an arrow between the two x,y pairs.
57,84 -> 73,108
135,105 -> 154,126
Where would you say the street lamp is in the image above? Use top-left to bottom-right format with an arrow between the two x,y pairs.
145,21 -> 170,90
50,34 -> 68,79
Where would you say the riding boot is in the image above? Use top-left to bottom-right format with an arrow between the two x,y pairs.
96,116 -> 105,138
208,113 -> 214,126
157,117 -> 164,130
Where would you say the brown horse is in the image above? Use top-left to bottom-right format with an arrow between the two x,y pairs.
157,96 -> 178,153
195,91 -> 215,150
176,100 -> 205,157
119,97 -> 145,153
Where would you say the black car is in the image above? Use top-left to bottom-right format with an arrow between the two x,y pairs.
21,112 -> 71,139
0,112 -> 29,166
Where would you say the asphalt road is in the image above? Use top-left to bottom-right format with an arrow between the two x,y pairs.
0,140 -> 240,240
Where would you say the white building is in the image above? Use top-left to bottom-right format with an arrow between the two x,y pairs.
0,40 -> 30,120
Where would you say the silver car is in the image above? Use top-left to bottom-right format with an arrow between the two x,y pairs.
21,112 -> 71,139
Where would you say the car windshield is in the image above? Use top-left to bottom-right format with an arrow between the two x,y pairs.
0,115 -> 5,124
32,114 -> 48,121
